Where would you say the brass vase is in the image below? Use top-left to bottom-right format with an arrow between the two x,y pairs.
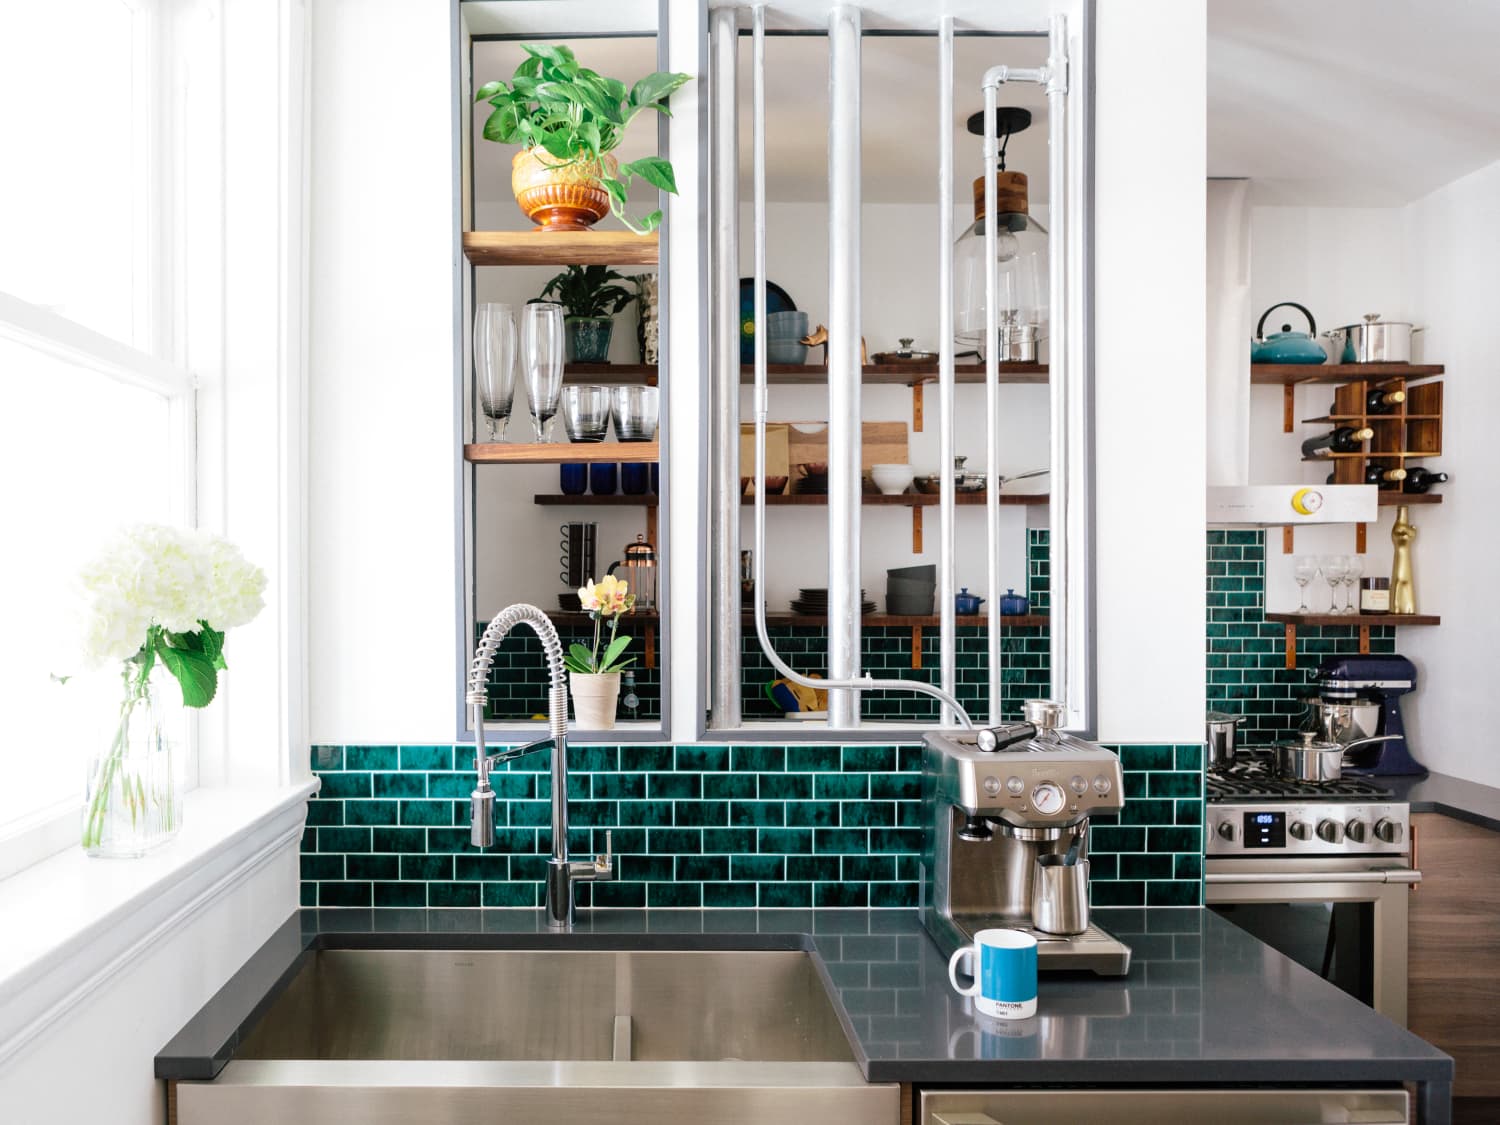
1390,504 -> 1417,614
511,147 -> 617,232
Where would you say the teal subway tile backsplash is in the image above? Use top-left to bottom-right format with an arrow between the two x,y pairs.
1206,529 -> 1394,744
301,740 -> 1203,910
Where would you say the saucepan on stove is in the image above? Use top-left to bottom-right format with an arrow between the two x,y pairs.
1206,711 -> 1246,770
1301,699 -> 1381,746
1274,732 -> 1400,783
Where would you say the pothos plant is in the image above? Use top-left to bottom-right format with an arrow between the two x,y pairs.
475,43 -> 691,234
539,264 -> 635,320
565,575 -> 636,675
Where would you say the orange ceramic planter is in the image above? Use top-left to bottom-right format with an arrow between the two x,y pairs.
511,147 -> 617,232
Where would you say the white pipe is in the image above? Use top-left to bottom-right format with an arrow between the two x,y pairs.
826,4 -> 862,728
707,7 -> 741,726
937,17 -> 957,726
747,4 -> 972,731
983,81 -> 1001,723
1045,13 -> 1071,716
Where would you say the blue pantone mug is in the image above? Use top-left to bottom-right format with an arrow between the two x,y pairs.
948,927 -> 1038,1020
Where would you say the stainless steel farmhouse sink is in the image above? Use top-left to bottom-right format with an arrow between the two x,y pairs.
173,949 -> 898,1124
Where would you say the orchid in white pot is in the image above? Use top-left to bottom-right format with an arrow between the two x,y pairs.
75,524 -> 266,856
565,574 -> 635,729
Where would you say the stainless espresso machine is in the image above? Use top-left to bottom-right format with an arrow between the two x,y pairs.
921,701 -> 1132,975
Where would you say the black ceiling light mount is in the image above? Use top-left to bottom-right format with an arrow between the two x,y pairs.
964,106 -> 1033,172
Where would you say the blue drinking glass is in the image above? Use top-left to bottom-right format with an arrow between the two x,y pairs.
621,462 -> 650,495
559,463 -> 587,495
589,462 -> 618,495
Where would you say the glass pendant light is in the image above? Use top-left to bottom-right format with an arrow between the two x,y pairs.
954,107 -> 1048,362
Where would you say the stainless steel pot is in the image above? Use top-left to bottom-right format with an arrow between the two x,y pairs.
1325,314 -> 1422,364
1275,732 -> 1400,782
1206,711 -> 1245,770
1304,699 -> 1381,745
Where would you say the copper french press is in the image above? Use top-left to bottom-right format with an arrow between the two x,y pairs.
607,534 -> 657,610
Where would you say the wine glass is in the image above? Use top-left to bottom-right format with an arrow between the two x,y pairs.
1322,555 -> 1349,614
522,301 -> 566,441
1293,556 -> 1319,613
474,302 -> 517,441
1343,553 -> 1364,614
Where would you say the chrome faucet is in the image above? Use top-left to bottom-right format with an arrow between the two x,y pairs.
466,603 -> 613,929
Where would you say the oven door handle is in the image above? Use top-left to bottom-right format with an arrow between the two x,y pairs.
1206,869 -> 1421,886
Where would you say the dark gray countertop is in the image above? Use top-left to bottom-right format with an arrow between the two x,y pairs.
158,906 -> 1451,1088
1388,770 -> 1500,833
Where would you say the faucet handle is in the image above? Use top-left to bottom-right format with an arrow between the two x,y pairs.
594,830 -> 615,879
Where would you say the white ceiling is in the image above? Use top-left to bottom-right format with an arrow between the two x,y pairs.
1208,0 -> 1500,205
470,35 -> 1049,207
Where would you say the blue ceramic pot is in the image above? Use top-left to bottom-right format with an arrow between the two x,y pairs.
999,588 -> 1030,616
955,587 -> 985,615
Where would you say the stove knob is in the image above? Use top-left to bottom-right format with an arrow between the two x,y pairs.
1374,818 -> 1405,845
1316,818 -> 1345,844
1345,819 -> 1368,843
1289,821 -> 1311,841
1217,820 -> 1237,842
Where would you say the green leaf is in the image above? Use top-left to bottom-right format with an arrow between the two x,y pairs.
637,209 -> 664,233
599,634 -> 632,671
156,641 -> 218,708
521,43 -> 576,70
482,104 -> 520,143
199,624 -> 227,671
599,76 -> 628,105
474,79 -> 506,102
576,120 -> 601,158
568,642 -> 596,673
620,156 -> 678,195
514,55 -> 543,80
629,71 -> 690,108
537,127 -> 576,162
599,176 -> 629,210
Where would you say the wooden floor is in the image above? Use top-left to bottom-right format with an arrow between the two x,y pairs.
1452,1097 -> 1500,1124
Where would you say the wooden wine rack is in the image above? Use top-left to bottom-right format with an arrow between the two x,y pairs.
1300,374 -> 1444,484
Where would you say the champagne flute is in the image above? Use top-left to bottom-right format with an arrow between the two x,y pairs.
1343,553 -> 1364,614
1293,556 -> 1319,613
522,301 -> 566,441
1322,555 -> 1349,614
474,302 -> 517,441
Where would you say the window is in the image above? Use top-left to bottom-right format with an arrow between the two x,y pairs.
0,1 -> 197,863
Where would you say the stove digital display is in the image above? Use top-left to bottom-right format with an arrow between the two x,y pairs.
1243,811 -> 1286,848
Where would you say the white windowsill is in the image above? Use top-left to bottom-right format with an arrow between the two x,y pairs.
0,780 -> 317,1067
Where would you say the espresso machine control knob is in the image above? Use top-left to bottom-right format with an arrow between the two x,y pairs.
1030,782 -> 1067,816
1289,821 -> 1311,841
1345,819 -> 1368,843
1316,818 -> 1345,844
1217,820 -> 1237,842
1374,818 -> 1405,844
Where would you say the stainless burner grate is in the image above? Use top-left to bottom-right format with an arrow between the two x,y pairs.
1207,750 -> 1393,802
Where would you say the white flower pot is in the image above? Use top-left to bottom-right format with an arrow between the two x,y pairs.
570,672 -> 621,729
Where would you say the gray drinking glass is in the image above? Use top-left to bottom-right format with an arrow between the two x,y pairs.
562,384 -> 611,442
474,302 -> 517,441
610,384 -> 659,442
522,301 -> 566,441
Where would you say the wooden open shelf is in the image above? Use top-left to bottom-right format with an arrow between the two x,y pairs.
756,611 -> 1047,628
1266,611 -> 1440,670
1252,363 -> 1444,386
1379,491 -> 1442,505
465,441 -> 658,464
554,362 -> 1048,388
463,230 -> 658,267
533,491 -> 1048,507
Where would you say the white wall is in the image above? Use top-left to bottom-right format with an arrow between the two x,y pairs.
1396,157 -> 1500,784
307,0 -> 460,744
1092,0 -> 1207,743
0,846 -> 299,1125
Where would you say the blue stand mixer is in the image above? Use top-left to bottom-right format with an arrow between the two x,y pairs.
1315,655 -> 1427,776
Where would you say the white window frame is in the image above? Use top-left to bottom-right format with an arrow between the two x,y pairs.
0,0 -> 312,880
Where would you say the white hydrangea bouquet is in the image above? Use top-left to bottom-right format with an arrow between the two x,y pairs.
76,524 -> 266,854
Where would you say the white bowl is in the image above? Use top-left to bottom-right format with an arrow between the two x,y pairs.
871,463 -> 915,495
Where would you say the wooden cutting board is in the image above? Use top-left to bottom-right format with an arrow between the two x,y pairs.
785,422 -> 908,470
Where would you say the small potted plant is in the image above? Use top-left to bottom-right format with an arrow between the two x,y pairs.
475,43 -> 690,234
565,574 -> 636,729
539,265 -> 635,363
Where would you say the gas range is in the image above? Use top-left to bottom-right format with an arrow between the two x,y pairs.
1206,750 -> 1408,859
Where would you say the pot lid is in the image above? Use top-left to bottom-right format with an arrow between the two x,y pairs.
1274,731 -> 1344,752
1330,314 -> 1417,331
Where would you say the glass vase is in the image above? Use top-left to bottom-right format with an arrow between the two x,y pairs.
82,662 -> 182,857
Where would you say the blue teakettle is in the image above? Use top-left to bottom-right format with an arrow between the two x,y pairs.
1250,302 -> 1327,365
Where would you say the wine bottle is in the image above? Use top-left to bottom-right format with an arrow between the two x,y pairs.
1325,466 -> 1408,486
1402,466 -> 1450,494
1366,388 -> 1406,414
1302,426 -> 1373,458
